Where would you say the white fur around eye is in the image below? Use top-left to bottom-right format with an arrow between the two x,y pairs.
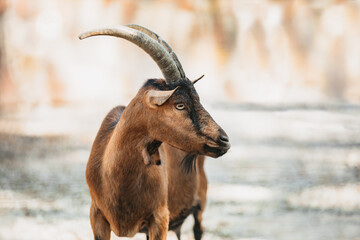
175,103 -> 185,110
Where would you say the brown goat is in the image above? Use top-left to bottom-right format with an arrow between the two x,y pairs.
80,25 -> 230,240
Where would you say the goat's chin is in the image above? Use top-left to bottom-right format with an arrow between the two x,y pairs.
203,144 -> 229,158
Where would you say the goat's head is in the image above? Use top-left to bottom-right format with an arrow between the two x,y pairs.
79,25 -> 230,158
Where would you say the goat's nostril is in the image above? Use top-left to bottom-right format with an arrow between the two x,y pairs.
219,135 -> 229,143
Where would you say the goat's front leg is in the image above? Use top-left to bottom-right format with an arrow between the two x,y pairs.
193,155 -> 207,240
193,206 -> 204,240
90,201 -> 111,240
148,206 -> 169,240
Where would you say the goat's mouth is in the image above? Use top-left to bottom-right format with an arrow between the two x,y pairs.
203,139 -> 230,158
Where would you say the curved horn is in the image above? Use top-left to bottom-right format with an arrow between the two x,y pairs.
126,24 -> 186,79
79,26 -> 181,84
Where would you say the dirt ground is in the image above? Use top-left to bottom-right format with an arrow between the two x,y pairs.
0,103 -> 360,240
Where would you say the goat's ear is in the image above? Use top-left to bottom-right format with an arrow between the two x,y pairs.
145,87 -> 178,108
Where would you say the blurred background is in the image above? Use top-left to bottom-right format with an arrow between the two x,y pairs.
0,0 -> 360,239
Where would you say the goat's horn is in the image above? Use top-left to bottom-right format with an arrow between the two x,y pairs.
79,26 -> 181,84
126,24 -> 186,79
192,74 -> 204,85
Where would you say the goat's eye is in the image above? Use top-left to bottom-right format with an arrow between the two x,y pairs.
175,103 -> 185,110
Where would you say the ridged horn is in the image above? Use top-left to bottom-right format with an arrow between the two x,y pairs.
79,26 -> 181,84
126,24 -> 186,79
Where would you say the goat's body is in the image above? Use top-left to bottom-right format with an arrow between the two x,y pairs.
87,104 -> 208,239
87,104 -> 169,239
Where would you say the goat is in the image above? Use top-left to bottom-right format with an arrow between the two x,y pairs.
79,25 -> 230,240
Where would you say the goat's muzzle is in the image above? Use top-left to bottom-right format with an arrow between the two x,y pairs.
203,129 -> 230,158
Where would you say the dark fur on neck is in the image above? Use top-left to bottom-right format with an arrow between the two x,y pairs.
180,153 -> 198,174
147,140 -> 162,155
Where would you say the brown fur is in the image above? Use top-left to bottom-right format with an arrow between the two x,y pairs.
161,144 -> 207,240
86,78 -> 229,240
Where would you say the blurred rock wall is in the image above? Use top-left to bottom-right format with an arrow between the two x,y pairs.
0,0 -> 360,111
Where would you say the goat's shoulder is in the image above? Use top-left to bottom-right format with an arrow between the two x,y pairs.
104,105 -> 126,128
86,106 -> 126,199
99,105 -> 125,138
91,105 -> 126,150
87,105 -> 125,171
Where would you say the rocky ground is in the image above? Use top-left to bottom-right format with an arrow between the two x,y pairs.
0,103 -> 360,240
